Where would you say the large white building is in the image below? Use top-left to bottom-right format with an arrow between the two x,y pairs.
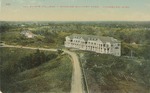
65,34 -> 121,56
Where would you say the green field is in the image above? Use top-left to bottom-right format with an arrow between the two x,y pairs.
0,47 -> 72,93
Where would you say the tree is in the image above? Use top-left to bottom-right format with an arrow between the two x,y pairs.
57,49 -> 63,54
0,22 -> 10,33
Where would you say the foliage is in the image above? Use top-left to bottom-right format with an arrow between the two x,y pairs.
0,48 -> 57,91
1,22 -> 150,57
57,49 -> 64,54
17,49 -> 58,71
1,49 -> 57,76
83,52 -> 150,92
138,60 -> 150,87
1,21 -> 150,55
0,22 -> 10,33
139,45 -> 150,59
85,53 -> 128,85
0,48 -> 72,93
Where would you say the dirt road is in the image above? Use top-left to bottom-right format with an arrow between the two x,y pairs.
64,50 -> 83,93
0,45 -> 83,93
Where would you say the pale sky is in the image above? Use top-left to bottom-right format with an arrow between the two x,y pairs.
0,0 -> 150,21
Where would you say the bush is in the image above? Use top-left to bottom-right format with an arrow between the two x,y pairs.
84,52 -> 150,87
17,49 -> 58,71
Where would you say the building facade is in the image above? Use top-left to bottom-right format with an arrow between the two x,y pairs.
65,34 -> 121,56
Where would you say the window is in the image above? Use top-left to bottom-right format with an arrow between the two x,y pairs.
115,47 -> 119,49
106,44 -> 109,47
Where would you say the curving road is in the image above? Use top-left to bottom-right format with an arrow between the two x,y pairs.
0,45 -> 83,93
64,50 -> 83,93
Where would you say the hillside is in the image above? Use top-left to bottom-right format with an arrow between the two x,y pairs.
79,52 -> 150,93
0,47 -> 72,93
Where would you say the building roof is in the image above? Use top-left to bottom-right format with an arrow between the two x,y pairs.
20,30 -> 35,38
21,30 -> 34,35
67,34 -> 120,43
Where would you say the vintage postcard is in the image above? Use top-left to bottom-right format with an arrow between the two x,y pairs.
0,0 -> 150,93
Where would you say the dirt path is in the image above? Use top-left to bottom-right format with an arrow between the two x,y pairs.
64,50 -> 83,93
0,45 -> 83,93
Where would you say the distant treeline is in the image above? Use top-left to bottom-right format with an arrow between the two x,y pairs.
1,22 -> 150,58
